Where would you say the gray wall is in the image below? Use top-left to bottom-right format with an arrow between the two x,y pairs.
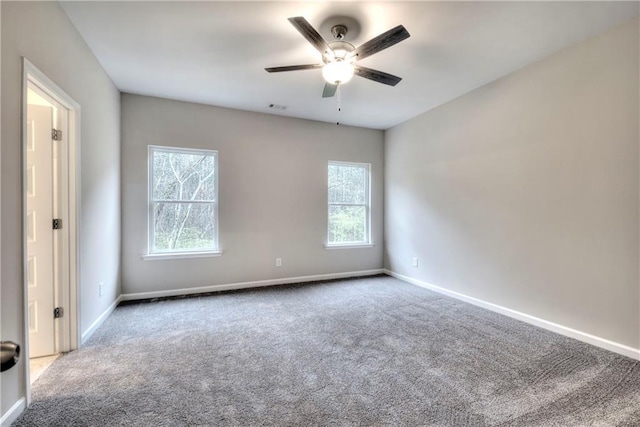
1,1 -> 121,416
385,18 -> 639,348
121,94 -> 384,295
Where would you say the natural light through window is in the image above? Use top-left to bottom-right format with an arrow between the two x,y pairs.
327,161 -> 371,247
148,146 -> 219,257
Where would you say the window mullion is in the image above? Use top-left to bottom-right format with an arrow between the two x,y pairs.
151,199 -> 216,204
328,202 -> 367,207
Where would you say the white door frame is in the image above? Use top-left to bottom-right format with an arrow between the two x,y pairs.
21,58 -> 81,403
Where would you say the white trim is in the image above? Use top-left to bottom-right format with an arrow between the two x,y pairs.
148,145 -> 219,255
327,160 -> 372,246
0,398 -> 26,427
121,269 -> 384,301
325,243 -> 376,250
0,1 -> 2,419
142,250 -> 223,260
385,269 -> 640,361
24,60 -> 81,110
22,57 -> 82,354
81,296 -> 123,344
22,58 -> 82,406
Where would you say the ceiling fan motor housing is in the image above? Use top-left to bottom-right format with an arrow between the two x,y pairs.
325,40 -> 355,62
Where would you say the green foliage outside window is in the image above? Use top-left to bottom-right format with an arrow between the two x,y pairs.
328,163 -> 370,244
151,148 -> 217,252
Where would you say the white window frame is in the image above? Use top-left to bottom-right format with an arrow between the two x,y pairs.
326,160 -> 373,249
145,145 -> 221,260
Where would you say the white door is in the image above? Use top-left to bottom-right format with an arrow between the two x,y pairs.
26,104 -> 56,358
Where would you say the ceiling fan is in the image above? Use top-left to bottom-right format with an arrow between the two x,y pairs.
265,17 -> 410,98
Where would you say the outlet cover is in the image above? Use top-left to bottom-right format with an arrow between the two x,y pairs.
412,257 -> 419,267
276,258 -> 282,267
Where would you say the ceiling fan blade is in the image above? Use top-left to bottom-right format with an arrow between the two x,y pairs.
265,64 -> 323,73
288,17 -> 331,58
322,83 -> 338,98
351,25 -> 410,62
354,66 -> 403,86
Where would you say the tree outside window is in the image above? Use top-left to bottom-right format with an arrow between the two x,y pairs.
149,146 -> 218,254
328,161 -> 371,245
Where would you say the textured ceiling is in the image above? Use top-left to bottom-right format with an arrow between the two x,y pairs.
60,1 -> 639,129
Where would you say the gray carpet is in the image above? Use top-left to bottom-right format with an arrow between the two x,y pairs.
14,275 -> 640,426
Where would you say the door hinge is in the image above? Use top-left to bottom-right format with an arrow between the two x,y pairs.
53,307 -> 64,319
52,129 -> 62,141
52,218 -> 62,230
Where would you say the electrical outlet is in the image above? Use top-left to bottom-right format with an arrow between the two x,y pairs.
275,258 -> 282,267
412,257 -> 419,267
99,282 -> 104,297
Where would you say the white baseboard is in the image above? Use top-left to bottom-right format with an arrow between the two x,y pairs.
121,269 -> 385,301
385,269 -> 640,361
81,295 -> 123,344
0,397 -> 25,427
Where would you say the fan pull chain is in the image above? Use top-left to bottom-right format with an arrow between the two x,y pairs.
336,84 -> 342,125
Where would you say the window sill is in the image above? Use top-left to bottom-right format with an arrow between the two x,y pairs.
325,243 -> 375,250
142,250 -> 223,261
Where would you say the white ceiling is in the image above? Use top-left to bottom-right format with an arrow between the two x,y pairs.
60,1 -> 638,130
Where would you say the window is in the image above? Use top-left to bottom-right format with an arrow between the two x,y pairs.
327,161 -> 371,246
148,146 -> 219,256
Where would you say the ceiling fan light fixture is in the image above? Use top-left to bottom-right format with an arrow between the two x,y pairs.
322,60 -> 354,85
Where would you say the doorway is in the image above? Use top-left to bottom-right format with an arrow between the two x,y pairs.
22,59 -> 80,399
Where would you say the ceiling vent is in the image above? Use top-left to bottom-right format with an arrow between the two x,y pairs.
268,104 -> 287,110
